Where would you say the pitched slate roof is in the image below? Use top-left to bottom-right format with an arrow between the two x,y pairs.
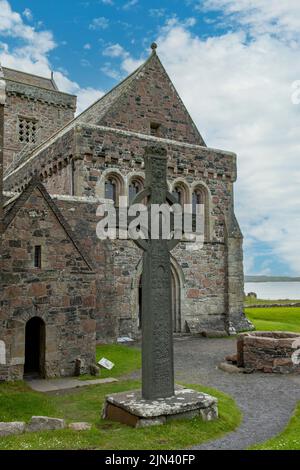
3,178 -> 95,271
76,58 -> 147,126
2,67 -> 58,91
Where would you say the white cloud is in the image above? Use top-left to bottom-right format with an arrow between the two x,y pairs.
201,0 -> 300,39
102,43 -> 143,76
148,13 -> 300,274
103,43 -> 127,58
84,43 -> 91,50
149,9 -> 166,18
122,0 -> 138,11
80,58 -> 91,67
22,8 -> 33,21
0,0 -> 103,115
100,0 -> 114,4
100,63 -> 121,80
89,17 -> 109,30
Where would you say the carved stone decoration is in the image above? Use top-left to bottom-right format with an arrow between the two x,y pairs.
130,146 -> 180,400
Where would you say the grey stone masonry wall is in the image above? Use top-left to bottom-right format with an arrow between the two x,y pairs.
3,78 -> 76,172
0,186 -> 96,381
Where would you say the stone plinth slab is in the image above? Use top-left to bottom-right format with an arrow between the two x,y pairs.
102,388 -> 218,428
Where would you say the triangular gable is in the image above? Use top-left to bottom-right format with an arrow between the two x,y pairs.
3,178 -> 94,271
4,49 -> 206,180
79,50 -> 206,146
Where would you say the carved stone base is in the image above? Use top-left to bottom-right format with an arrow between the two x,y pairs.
102,387 -> 218,428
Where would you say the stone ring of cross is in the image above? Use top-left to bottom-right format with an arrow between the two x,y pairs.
129,188 -> 182,252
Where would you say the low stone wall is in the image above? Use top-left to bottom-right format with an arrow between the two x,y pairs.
237,331 -> 300,373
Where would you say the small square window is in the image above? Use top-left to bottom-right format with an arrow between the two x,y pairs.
18,117 -> 38,144
34,246 -> 42,268
150,122 -> 161,136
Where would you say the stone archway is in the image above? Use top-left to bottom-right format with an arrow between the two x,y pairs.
24,317 -> 46,378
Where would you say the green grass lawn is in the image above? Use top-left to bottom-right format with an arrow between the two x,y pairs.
0,380 -> 241,450
0,344 -> 241,450
245,306 -> 300,333
251,401 -> 300,450
80,343 -> 141,379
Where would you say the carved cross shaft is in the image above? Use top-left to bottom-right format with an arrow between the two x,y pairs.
131,146 -> 179,400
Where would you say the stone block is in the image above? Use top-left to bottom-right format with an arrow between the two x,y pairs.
26,416 -> 65,433
90,364 -> 100,376
218,362 -> 243,373
68,422 -> 92,431
166,409 -> 199,422
136,417 -> 166,428
199,404 -> 218,421
0,421 -> 25,437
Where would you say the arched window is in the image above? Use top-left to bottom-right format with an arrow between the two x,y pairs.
104,172 -> 124,206
192,185 -> 210,241
129,178 -> 143,204
172,182 -> 189,207
105,177 -> 117,204
172,186 -> 183,206
192,188 -> 203,214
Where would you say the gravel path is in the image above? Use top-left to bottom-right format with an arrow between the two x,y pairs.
172,336 -> 300,450
128,336 -> 300,449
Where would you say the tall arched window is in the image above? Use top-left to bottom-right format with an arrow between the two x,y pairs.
192,188 -> 203,214
172,186 -> 183,206
104,172 -> 124,206
129,178 -> 143,204
172,182 -> 189,207
105,177 -> 117,204
192,185 -> 210,241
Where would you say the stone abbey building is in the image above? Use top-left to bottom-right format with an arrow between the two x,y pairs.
0,46 -> 250,381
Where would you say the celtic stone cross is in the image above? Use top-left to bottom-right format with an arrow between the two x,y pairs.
131,146 -> 180,400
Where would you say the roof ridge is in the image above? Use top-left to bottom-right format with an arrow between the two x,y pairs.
2,66 -> 53,82
88,53 -> 154,126
77,54 -> 149,123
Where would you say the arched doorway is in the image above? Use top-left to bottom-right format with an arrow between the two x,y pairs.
24,317 -> 45,378
138,267 -> 181,333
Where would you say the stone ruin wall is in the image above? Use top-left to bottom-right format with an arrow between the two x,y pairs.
0,189 -> 96,381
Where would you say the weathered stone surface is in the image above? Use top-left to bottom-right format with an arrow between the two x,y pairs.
199,403 -> 219,422
26,416 -> 65,432
225,354 -> 237,364
0,421 -> 25,436
218,362 -> 243,373
132,148 -> 176,400
0,181 -> 96,381
235,332 -> 300,374
90,364 -> 100,376
68,422 -> 91,431
136,417 -> 166,428
104,388 -> 217,418
103,387 -> 218,428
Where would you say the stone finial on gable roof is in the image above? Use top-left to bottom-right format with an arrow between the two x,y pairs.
0,64 -> 6,105
151,42 -> 158,54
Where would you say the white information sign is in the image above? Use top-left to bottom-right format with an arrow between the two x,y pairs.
98,357 -> 114,370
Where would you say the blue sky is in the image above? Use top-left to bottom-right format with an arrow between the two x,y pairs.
7,0 -> 223,90
1,0 -> 300,276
